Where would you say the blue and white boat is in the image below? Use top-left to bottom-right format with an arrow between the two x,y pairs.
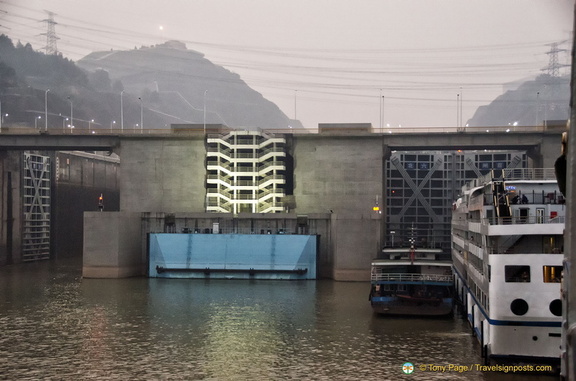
369,245 -> 454,316
451,168 -> 564,367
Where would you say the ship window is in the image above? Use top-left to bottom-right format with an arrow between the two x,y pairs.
543,266 -> 562,283
549,299 -> 562,317
510,298 -> 529,316
505,265 -> 530,282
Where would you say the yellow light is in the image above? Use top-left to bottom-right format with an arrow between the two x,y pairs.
373,206 -> 380,211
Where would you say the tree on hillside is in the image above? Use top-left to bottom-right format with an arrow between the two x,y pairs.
88,69 -> 112,92
0,62 -> 18,89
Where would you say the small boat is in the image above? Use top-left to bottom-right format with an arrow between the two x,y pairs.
369,245 -> 454,316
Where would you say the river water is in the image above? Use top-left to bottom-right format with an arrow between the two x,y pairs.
0,258 -> 557,380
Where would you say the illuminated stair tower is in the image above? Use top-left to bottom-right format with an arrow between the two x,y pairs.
206,130 -> 287,213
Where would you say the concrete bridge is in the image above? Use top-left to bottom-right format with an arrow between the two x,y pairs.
0,125 -> 566,280
0,126 -> 564,159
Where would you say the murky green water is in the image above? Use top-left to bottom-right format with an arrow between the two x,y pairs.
0,258 -> 557,380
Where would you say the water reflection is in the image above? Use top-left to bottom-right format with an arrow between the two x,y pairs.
0,259 -> 557,380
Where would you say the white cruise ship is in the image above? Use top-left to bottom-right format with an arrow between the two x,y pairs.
451,168 -> 564,368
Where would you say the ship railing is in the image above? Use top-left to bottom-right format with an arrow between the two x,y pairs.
371,272 -> 454,282
462,168 -> 557,191
479,215 -> 565,226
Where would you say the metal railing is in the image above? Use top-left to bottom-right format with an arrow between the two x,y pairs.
476,215 -> 565,226
2,123 -> 562,136
463,168 -> 558,191
370,272 -> 454,282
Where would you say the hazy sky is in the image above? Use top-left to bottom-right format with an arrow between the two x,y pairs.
1,0 -> 573,129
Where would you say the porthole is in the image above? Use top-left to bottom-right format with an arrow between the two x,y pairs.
510,299 -> 529,316
549,299 -> 562,317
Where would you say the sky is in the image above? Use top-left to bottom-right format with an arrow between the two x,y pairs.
0,0 -> 573,129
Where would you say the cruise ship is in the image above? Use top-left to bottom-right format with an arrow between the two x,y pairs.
451,168 -> 564,367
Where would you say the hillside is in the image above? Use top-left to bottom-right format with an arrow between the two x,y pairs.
77,41 -> 297,130
466,74 -> 569,127
0,36 -> 298,131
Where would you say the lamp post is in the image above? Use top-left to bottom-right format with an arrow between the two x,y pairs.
456,93 -> 460,129
89,119 -> 94,130
35,115 -> 41,129
203,90 -> 207,133
110,120 -> 116,130
120,90 -> 124,131
67,96 -> 73,133
138,97 -> 143,132
62,116 -> 68,131
294,89 -> 297,120
459,87 -> 463,129
381,95 -> 385,132
44,89 -> 50,131
536,92 -> 540,126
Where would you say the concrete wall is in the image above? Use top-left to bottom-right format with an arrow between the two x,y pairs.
80,130 -> 565,281
118,137 -> 206,212
83,211 -> 142,278
54,151 -> 120,257
0,151 -> 22,265
292,135 -> 385,280
0,150 -> 120,265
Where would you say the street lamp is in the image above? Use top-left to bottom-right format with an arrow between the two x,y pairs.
44,89 -> 50,131
35,115 -> 41,129
89,119 -> 94,130
62,116 -> 68,131
381,95 -> 385,132
120,90 -> 124,131
110,120 -> 116,130
67,96 -> 73,132
203,90 -> 207,133
138,97 -> 143,132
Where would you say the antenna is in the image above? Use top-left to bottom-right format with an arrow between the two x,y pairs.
41,10 -> 59,55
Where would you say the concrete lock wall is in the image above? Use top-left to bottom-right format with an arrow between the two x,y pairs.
83,211 -> 142,278
118,137 -> 206,213
54,151 -> 120,257
292,135 -> 385,280
0,151 -> 23,266
83,134 -> 387,281
81,130 -> 563,280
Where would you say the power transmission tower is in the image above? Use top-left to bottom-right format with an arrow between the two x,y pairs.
41,10 -> 59,55
543,42 -> 569,77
